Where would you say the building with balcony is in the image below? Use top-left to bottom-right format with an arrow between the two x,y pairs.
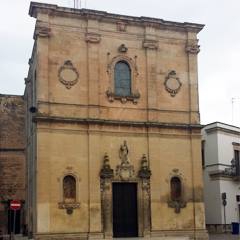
202,122 -> 240,232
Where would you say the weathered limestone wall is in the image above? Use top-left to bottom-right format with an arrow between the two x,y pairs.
27,2 -> 207,239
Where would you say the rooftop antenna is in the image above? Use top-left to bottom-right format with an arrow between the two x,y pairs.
74,0 -> 81,9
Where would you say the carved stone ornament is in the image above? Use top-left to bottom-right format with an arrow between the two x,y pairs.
186,41 -> 200,54
106,88 -> 140,104
58,60 -> 79,89
58,202 -> 80,215
100,153 -> 114,179
168,201 -> 186,214
34,26 -> 51,39
117,21 -> 127,32
138,154 -> 152,179
143,39 -> 158,50
164,70 -> 182,97
116,141 -> 135,180
85,32 -> 101,43
118,44 -> 128,53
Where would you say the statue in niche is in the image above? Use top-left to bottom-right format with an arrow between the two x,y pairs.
63,175 -> 76,203
119,140 -> 129,164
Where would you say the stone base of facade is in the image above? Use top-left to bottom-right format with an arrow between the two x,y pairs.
151,229 -> 209,240
34,230 -> 208,240
206,224 -> 232,233
34,233 -> 103,240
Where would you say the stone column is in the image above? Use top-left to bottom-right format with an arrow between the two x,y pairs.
100,154 -> 114,239
142,179 -> 151,237
138,154 -> 152,237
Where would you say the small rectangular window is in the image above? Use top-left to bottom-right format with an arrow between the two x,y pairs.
234,150 -> 240,176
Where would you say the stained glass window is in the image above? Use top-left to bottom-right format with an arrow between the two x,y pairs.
114,61 -> 131,96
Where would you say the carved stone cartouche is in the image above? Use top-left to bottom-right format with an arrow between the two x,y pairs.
164,70 -> 182,97
58,60 -> 79,89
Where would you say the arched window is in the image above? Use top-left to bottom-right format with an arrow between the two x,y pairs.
170,177 -> 182,201
114,61 -> 131,96
63,175 -> 76,203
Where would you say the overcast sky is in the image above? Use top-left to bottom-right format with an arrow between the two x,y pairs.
1,0 -> 240,126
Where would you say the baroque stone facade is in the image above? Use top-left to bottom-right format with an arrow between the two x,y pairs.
25,2 -> 208,239
0,95 -> 26,236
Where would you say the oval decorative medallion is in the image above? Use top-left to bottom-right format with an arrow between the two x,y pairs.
164,70 -> 182,97
58,60 -> 79,89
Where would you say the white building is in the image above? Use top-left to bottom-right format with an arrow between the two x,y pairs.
202,122 -> 240,232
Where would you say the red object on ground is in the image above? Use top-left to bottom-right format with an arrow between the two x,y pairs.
10,200 -> 21,210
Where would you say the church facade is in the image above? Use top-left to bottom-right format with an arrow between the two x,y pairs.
25,2 -> 208,239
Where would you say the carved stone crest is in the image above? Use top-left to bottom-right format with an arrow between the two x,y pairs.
164,70 -> 182,97
58,60 -> 79,89
116,141 -> 135,180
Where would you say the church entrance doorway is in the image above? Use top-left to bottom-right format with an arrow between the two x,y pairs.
112,182 -> 138,238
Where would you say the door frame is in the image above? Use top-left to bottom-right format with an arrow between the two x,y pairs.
101,178 -> 151,238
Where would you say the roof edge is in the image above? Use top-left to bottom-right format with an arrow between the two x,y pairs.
29,1 -> 204,33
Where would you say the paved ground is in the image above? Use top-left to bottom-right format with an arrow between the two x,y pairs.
113,234 -> 240,240
209,234 -> 240,240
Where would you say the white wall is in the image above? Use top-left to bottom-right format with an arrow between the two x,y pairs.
203,167 -> 222,224
202,122 -> 240,225
219,180 -> 240,224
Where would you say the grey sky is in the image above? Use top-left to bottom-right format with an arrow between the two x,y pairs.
1,0 -> 240,126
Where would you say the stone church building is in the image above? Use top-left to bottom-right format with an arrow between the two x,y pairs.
1,2 -> 208,239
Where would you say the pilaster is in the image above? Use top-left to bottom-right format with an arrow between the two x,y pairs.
186,31 -> 200,124
86,19 -> 101,119
143,25 -> 158,122
35,14 -> 50,115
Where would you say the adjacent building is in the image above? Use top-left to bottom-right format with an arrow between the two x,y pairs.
0,95 -> 26,235
202,122 -> 240,233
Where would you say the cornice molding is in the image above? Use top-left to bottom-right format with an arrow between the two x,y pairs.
33,115 -> 202,130
29,2 -> 204,33
206,126 -> 240,136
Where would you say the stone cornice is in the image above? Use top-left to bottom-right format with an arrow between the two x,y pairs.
205,126 -> 240,136
29,2 -> 204,33
33,115 -> 202,130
